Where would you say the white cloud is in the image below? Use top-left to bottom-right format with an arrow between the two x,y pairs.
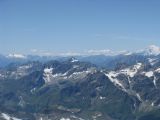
29,48 -> 132,57
7,53 -> 26,59
30,49 -> 38,53
87,49 -> 112,55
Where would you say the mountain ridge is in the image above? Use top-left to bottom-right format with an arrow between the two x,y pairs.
1,46 -> 160,119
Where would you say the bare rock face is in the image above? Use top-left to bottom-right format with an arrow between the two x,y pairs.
1,54 -> 160,120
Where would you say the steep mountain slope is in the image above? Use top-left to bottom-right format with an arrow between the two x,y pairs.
0,53 -> 160,120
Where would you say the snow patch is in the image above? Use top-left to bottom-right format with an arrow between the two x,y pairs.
69,69 -> 94,78
100,96 -> 106,100
105,72 -> 127,92
71,58 -> 78,62
120,63 -> 142,77
136,93 -> 143,102
60,118 -> 70,120
1,113 -> 21,120
18,96 -> 25,107
43,67 -> 53,83
30,88 -> 36,93
70,115 -> 85,120
144,71 -> 154,77
153,76 -> 157,88
151,102 -> 155,106
44,68 -> 53,74
148,58 -> 157,65
155,68 -> 160,73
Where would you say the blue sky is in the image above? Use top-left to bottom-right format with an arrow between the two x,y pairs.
0,0 -> 160,54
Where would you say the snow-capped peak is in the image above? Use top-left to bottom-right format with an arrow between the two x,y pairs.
70,57 -> 79,63
143,45 -> 160,56
7,53 -> 26,59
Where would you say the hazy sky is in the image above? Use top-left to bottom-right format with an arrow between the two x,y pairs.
0,0 -> 160,54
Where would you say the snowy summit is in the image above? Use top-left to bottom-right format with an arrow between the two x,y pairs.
144,45 -> 160,56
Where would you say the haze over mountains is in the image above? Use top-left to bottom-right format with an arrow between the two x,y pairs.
1,45 -> 160,68
0,45 -> 160,120
3,45 -> 160,58
1,0 -> 160,119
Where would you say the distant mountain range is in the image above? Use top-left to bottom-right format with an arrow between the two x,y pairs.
1,45 -> 160,68
0,45 -> 160,120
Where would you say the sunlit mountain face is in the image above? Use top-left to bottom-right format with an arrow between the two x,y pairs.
1,0 -> 160,119
0,46 -> 160,120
